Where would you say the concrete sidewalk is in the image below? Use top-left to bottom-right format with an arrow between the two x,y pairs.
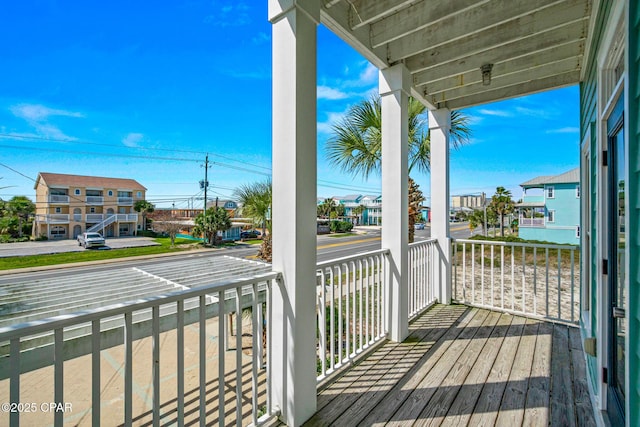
0,236 -> 160,258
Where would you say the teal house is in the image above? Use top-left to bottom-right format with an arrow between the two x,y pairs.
578,1 -> 639,425
518,168 -> 580,245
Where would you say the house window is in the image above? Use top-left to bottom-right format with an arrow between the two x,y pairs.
547,210 -> 555,223
108,190 -> 113,197
576,185 -> 581,198
546,186 -> 555,198
55,207 -> 61,213
576,225 -> 581,238
74,188 -> 81,195
137,191 -> 142,198
90,207 -> 96,213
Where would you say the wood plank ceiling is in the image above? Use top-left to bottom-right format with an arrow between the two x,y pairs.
321,0 -> 593,110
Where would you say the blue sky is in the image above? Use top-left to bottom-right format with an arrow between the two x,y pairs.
0,1 -> 579,208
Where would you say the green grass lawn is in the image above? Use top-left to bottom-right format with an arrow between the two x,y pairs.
0,238 -> 207,271
327,233 -> 357,238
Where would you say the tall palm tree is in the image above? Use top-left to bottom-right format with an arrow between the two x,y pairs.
133,200 -> 155,231
489,186 -> 515,237
6,196 -> 35,238
327,95 -> 472,242
234,180 -> 273,261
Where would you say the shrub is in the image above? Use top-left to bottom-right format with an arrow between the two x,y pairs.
330,221 -> 353,233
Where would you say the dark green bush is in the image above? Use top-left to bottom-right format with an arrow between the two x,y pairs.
330,221 -> 353,233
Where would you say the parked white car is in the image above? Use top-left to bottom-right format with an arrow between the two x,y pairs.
77,232 -> 106,248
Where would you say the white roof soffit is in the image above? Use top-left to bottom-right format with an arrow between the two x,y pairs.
321,0 -> 592,110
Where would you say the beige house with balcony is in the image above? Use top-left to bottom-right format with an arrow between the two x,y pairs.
32,172 -> 146,239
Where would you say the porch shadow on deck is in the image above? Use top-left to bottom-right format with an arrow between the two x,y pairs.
303,304 -> 595,427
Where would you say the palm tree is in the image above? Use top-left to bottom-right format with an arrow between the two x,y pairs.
6,196 -> 35,238
326,95 -> 471,242
489,187 -> 515,237
234,180 -> 272,261
352,204 -> 366,225
134,200 -> 155,231
193,207 -> 232,246
317,198 -> 335,219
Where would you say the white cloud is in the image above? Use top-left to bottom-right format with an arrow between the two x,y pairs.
317,85 -> 349,100
317,111 -> 347,135
9,103 -> 83,140
10,104 -> 84,121
204,2 -> 251,27
477,109 -> 512,118
252,32 -> 270,45
122,132 -> 145,147
515,106 -> 554,119
546,126 -> 579,134
359,63 -> 378,85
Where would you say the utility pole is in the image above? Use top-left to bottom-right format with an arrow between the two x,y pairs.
200,154 -> 211,214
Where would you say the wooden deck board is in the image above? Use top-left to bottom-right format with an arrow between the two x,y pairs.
304,305 -> 595,427
439,310 -> 514,427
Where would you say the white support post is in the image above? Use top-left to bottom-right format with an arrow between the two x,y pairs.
429,109 -> 452,304
269,0 -> 319,425
380,64 -> 411,342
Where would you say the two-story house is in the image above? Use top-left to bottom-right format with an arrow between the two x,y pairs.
33,172 -> 146,240
322,194 -> 383,226
517,167 -> 580,245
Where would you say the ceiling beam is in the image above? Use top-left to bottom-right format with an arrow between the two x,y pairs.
442,71 -> 580,109
417,40 -> 585,91
427,56 -> 582,104
348,0 -> 416,30
369,0 -> 486,45
384,0 -> 571,60
408,18 -> 588,78
320,3 -> 389,70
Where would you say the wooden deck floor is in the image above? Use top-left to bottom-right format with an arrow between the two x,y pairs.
304,304 -> 595,427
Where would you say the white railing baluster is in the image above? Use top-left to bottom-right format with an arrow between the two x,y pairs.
557,249 -> 562,320
199,295 -> 206,422
571,249 -> 575,322
533,247 -> 537,316
481,244 -> 485,306
153,306 -> 160,427
124,313 -> 133,427
54,328 -> 64,427
218,290 -> 225,427
490,244 -> 494,306
338,264 -> 343,364
92,320 -> 100,427
177,300 -> 185,427
329,267 -> 335,370
511,245 -> 515,311
545,248 -> 550,317
235,288 -> 242,427
251,283 -> 259,427
500,246 -> 504,309
462,243 -> 467,302
472,244 -> 476,304
10,338 -> 20,427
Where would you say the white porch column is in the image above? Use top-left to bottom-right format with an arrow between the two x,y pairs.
380,64 -> 411,342
269,0 -> 319,425
428,109 -> 452,304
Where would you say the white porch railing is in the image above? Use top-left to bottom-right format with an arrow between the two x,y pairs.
518,216 -> 545,227
85,196 -> 104,205
315,249 -> 389,382
48,195 -> 69,204
118,197 -> 134,205
408,239 -> 438,319
452,238 -> 579,324
36,214 -> 70,223
0,272 -> 280,427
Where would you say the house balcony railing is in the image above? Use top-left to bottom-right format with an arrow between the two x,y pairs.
118,197 -> 134,206
85,214 -> 138,223
452,238 -> 579,324
518,216 -> 545,227
85,196 -> 104,205
35,214 -> 70,224
48,195 -> 69,204
0,237 -> 582,426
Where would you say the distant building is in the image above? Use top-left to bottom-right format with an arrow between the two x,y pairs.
33,172 -> 146,240
320,194 -> 382,225
517,168 -> 580,245
451,193 -> 486,209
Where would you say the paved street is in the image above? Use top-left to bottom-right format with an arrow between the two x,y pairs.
0,236 -> 160,258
